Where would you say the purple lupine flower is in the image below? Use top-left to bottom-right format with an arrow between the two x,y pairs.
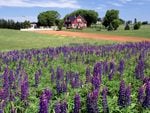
60,101 -> 67,113
42,89 -> 52,103
93,64 -> 99,77
109,61 -> 115,72
138,86 -> 145,104
0,89 -> 4,100
71,73 -> 80,88
86,67 -> 91,83
143,77 -> 150,84
142,82 -> 150,108
87,89 -> 99,113
21,74 -> 29,101
135,60 -> 145,79
108,61 -> 115,80
118,60 -> 125,76
56,81 -> 62,94
55,103 -> 61,113
55,101 -> 67,113
62,81 -> 67,93
103,61 -> 109,74
92,76 -> 100,90
3,68 -> 9,100
102,87 -> 109,113
125,85 -> 131,106
93,63 -> 102,80
39,94 -> 49,113
118,80 -> 126,107
56,81 -> 67,94
73,94 -> 81,113
50,67 -> 55,83
39,89 -> 52,113
56,67 -> 64,81
0,109 -> 3,113
9,70 -> 15,87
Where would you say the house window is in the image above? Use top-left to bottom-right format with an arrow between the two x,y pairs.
77,19 -> 82,22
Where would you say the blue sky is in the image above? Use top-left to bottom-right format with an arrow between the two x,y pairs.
0,0 -> 150,22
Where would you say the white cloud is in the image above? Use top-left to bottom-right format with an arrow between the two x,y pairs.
0,0 -> 80,8
96,4 -> 106,10
108,2 -> 123,7
119,0 -> 133,4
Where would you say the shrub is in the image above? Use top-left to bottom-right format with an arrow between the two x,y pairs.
124,23 -> 130,30
142,21 -> 148,25
134,22 -> 141,30
56,19 -> 64,31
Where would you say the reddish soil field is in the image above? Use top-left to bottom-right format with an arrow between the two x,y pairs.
33,30 -> 150,42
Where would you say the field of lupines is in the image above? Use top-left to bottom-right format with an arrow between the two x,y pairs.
0,41 -> 150,113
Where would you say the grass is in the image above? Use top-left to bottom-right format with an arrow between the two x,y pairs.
64,25 -> 150,38
0,29 -> 115,51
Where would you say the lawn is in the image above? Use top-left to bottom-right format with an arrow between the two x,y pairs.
0,29 -> 114,51
64,25 -> 150,38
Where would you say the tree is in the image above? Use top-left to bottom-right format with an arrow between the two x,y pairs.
64,9 -> 99,27
22,20 -> 31,28
134,22 -> 141,30
124,23 -> 130,30
103,9 -> 120,30
15,22 -> 22,30
38,10 -> 60,27
55,19 -> 64,30
142,21 -> 148,25
112,19 -> 121,30
127,20 -> 132,24
107,23 -> 114,31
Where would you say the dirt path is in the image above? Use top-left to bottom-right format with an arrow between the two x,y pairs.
33,30 -> 150,42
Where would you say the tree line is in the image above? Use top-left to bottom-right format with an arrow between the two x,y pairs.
0,19 -> 31,30
0,9 -> 149,30
38,9 -> 149,31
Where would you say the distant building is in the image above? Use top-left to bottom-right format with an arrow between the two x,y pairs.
30,22 -> 37,29
64,15 -> 87,29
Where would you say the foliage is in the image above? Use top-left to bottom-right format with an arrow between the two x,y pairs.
142,21 -> 148,25
124,23 -> 130,30
107,23 -> 114,31
119,18 -> 125,25
0,19 -> 31,30
38,10 -> 60,27
22,21 -> 31,29
112,19 -> 121,30
102,9 -> 120,30
55,19 -> 64,31
64,9 -> 99,27
134,22 -> 141,30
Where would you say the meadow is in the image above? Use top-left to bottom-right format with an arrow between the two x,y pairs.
0,29 -> 114,51
0,29 -> 150,113
65,25 -> 150,38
